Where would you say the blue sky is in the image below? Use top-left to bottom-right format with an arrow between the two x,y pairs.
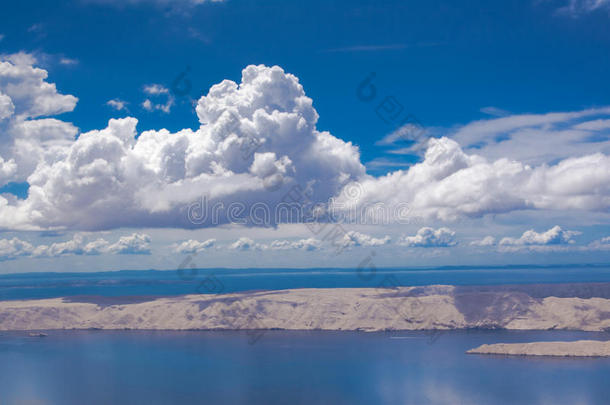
1,0 -> 610,272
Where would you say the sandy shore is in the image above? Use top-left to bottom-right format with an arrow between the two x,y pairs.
1,285 -> 610,332
467,340 -> 610,357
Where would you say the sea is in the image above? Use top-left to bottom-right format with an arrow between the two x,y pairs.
2,264 -> 610,301
1,264 -> 610,405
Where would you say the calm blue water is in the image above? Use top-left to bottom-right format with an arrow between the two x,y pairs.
0,329 -> 609,405
2,264 -> 610,300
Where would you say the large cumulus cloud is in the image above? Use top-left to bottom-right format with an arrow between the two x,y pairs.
2,56 -> 610,231
0,53 -> 78,185
333,137 -> 610,222
0,63 -> 364,230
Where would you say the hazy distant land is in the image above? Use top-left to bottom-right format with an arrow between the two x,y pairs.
1,284 -> 610,333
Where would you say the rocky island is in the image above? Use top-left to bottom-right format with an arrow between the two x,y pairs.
1,284 -> 610,332
467,340 -> 610,357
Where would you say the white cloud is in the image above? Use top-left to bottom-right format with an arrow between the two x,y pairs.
0,237 -> 35,260
229,237 -> 263,251
449,107 -> 610,165
573,119 -> 610,131
32,233 -> 102,257
0,53 -> 77,119
106,98 -> 128,111
2,58 -> 610,235
0,92 -> 15,120
586,236 -> 610,251
0,156 -> 17,183
1,51 -> 37,66
480,106 -> 510,117
182,237 -> 322,252
0,53 -> 78,185
27,24 -> 43,33
106,233 -> 151,254
143,84 -> 169,95
468,226 -> 582,252
364,157 -> 412,169
172,238 -> 216,254
333,137 -> 610,222
0,232 -> 151,260
398,227 -> 457,247
268,238 -> 322,251
499,225 -> 580,246
323,44 -> 408,53
557,0 -> 610,15
141,99 -> 153,111
141,84 -> 173,113
59,57 -> 78,66
0,63 -> 364,231
496,233 -> 610,253
141,97 -> 173,113
470,236 -> 496,247
376,116 -> 427,148
83,0 -> 225,7
336,231 -> 391,249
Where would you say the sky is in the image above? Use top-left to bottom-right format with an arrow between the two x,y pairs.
1,0 -> 610,273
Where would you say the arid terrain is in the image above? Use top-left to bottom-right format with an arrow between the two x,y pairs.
2,284 -> 610,333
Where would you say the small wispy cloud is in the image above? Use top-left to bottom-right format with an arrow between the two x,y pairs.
141,84 -> 174,113
187,27 -> 211,44
470,236 -> 496,247
82,0 -> 225,9
142,98 -> 174,113
365,157 -> 413,169
322,41 -> 443,53
143,84 -> 170,95
480,106 -> 510,117
59,57 -> 79,66
322,44 -> 408,53
106,98 -> 129,112
27,23 -> 47,40
555,0 -> 610,16
27,24 -> 43,33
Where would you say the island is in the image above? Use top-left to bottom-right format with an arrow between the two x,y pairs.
467,340 -> 610,357
1,284 -> 610,332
